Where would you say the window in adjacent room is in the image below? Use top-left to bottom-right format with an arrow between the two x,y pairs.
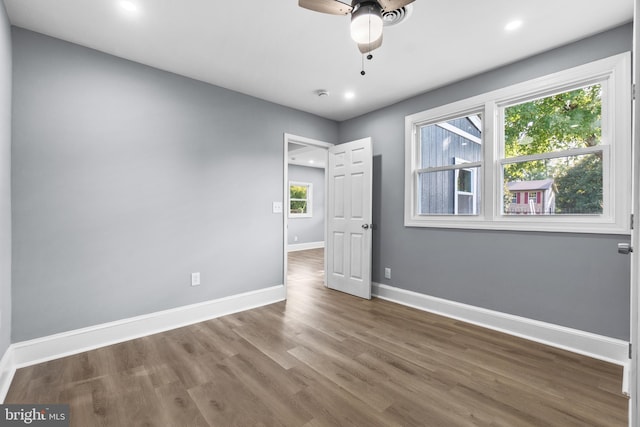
289,181 -> 313,217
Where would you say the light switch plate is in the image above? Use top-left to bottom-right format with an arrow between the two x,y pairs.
273,201 -> 283,213
191,272 -> 201,287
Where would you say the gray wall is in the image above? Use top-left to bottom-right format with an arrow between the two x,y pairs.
0,3 -> 11,357
11,28 -> 338,341
9,23 -> 633,343
288,164 -> 325,245
338,24 -> 633,340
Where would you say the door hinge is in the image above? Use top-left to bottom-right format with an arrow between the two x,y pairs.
631,213 -> 634,230
629,343 -> 633,359
633,84 -> 637,101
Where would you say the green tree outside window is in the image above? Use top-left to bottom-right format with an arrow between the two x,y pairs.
290,183 -> 312,216
503,85 -> 602,214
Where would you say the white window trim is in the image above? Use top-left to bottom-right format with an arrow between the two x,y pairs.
404,52 -> 631,234
289,181 -> 313,218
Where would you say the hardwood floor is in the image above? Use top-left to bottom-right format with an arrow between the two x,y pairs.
6,248 -> 628,426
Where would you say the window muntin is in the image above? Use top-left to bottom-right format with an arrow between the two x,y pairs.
289,182 -> 312,217
404,53 -> 630,234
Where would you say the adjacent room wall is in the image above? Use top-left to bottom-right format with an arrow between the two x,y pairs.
338,24 -> 633,340
11,28 -> 338,341
0,3 -> 11,357
288,164 -> 325,246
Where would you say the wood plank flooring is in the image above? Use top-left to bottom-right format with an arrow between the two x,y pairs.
6,248 -> 628,426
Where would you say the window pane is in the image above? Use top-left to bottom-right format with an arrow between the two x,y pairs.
503,153 -> 602,215
420,114 -> 482,168
290,185 -> 308,199
290,201 -> 307,214
418,167 -> 481,215
504,85 -> 602,158
458,169 -> 472,193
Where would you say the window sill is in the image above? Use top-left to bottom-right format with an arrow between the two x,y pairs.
404,216 -> 630,235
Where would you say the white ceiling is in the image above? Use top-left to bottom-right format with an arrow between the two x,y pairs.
288,142 -> 327,168
3,0 -> 633,121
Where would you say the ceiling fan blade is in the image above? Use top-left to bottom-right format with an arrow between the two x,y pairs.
298,0 -> 352,15
377,0 -> 415,12
358,34 -> 383,53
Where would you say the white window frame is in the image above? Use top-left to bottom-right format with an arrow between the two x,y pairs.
404,53 -> 631,234
289,181 -> 313,218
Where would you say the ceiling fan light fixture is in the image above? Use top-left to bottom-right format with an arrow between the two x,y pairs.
350,2 -> 383,44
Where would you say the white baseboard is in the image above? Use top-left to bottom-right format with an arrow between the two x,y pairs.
622,363 -> 630,397
0,284 -> 285,402
0,346 -> 14,403
373,283 -> 629,366
2,282 -> 628,402
287,241 -> 325,252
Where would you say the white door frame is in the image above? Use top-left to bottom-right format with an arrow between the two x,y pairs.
283,133 -> 334,298
630,2 -> 639,425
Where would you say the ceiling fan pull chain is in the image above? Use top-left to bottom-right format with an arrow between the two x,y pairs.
360,6 -> 373,76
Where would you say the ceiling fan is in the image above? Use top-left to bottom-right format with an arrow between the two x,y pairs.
299,0 -> 416,54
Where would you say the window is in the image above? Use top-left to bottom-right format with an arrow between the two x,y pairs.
405,53 -> 631,234
502,85 -> 603,216
289,181 -> 312,217
454,157 -> 478,215
415,116 -> 482,215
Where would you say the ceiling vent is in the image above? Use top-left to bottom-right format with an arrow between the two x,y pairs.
382,4 -> 413,27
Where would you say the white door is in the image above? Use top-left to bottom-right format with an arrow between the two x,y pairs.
326,138 -> 373,299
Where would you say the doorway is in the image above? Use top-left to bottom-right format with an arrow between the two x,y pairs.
283,134 -> 333,297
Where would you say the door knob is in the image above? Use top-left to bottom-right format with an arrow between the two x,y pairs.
362,224 -> 370,230
618,243 -> 633,254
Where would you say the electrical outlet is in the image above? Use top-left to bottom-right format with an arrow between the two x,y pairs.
191,272 -> 201,287
294,235 -> 299,242
384,268 -> 391,279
